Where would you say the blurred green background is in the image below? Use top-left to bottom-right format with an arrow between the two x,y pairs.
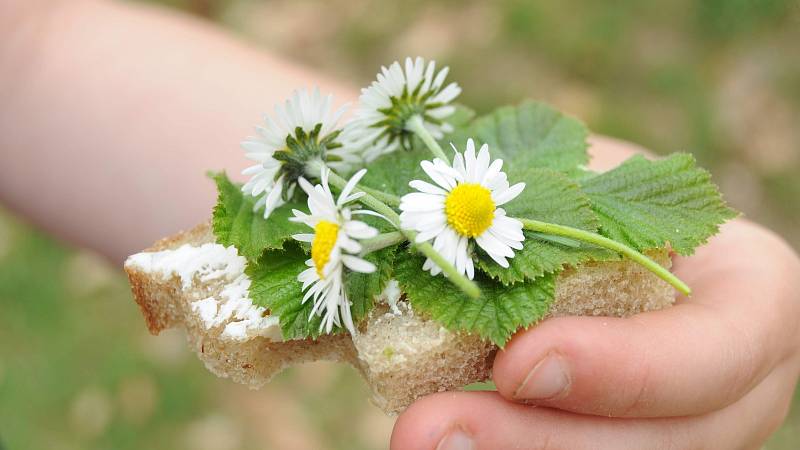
2,0 -> 799,448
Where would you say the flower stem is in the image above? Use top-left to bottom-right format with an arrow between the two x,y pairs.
518,218 -> 691,296
357,184 -> 401,207
360,231 -> 405,254
315,161 -> 481,299
407,114 -> 449,161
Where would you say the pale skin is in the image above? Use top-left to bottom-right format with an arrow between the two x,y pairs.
1,1 -> 798,449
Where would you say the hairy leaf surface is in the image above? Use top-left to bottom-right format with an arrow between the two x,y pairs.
580,154 -> 737,255
211,172 -> 305,261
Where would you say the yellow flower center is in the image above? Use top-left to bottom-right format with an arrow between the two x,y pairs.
445,183 -> 495,237
311,220 -> 340,278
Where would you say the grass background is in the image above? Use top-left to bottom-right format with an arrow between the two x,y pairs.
1,0 -> 799,448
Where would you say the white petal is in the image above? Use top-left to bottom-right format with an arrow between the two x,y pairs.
338,235 -> 362,254
415,223 -> 446,243
344,220 -> 378,239
399,192 -> 445,212
455,236 -> 470,278
431,83 -> 461,104
342,255 -> 377,273
263,179 -> 285,219
338,168 -> 367,207
464,139 -> 478,182
492,182 -> 526,206
488,226 -> 524,250
433,158 -> 463,184
409,180 -> 448,195
475,144 -> 491,178
480,158 -> 504,186
476,233 -> 515,258
420,160 -> 456,190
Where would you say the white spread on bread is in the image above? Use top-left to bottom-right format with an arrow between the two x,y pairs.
125,243 -> 281,342
380,279 -> 403,315
191,274 -> 282,342
125,243 -> 245,289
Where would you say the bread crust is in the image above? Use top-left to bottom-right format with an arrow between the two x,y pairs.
125,222 -> 675,415
127,221 -> 212,334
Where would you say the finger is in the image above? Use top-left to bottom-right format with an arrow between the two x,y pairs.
492,221 -> 799,418
391,364 -> 794,450
586,135 -> 654,171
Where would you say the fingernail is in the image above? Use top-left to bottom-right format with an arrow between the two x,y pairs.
514,352 -> 571,401
436,427 -> 475,450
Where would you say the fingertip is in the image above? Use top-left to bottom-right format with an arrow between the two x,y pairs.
390,392 -> 463,450
493,316 -> 586,400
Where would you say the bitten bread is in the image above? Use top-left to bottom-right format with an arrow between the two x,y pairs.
125,222 -> 674,415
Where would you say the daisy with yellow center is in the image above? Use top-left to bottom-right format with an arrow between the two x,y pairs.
399,139 -> 526,279
291,168 -> 379,334
343,56 -> 461,162
242,88 -> 358,219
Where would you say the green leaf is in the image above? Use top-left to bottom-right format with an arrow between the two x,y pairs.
360,147 -> 429,197
394,253 -> 555,347
246,244 -> 331,340
358,104 -> 472,197
580,154 -> 738,255
345,245 -> 397,320
478,168 -> 617,284
247,243 -> 396,340
478,234 -> 618,285
504,168 -> 598,229
211,172 -> 306,261
446,103 -> 477,129
452,101 -> 589,172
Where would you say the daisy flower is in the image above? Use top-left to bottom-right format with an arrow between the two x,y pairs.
291,168 -> 379,334
399,139 -> 526,280
242,88 -> 359,219
344,56 -> 461,162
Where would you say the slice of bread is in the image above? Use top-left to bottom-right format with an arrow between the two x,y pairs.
125,222 -> 675,415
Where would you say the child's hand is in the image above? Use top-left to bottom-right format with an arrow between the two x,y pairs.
391,216 -> 800,449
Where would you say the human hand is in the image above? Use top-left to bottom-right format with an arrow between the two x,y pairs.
390,172 -> 800,449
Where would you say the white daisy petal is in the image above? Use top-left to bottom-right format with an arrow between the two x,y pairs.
345,57 -> 460,161
344,220 -> 379,239
486,225 -> 524,249
492,182 -> 526,206
338,168 -> 368,206
292,170 -> 382,336
409,180 -> 448,195
480,159 -> 504,186
484,248 -> 510,268
415,223 -> 447,243
350,209 -> 393,226
342,255 -> 377,273
476,233 -> 515,258
263,177 -> 285,218
476,144 -> 491,176
432,158 -> 463,184
241,88 -> 354,219
455,236 -> 469,278
399,193 -> 446,212
399,140 -> 528,279
452,149 -> 466,177
421,160 -> 457,190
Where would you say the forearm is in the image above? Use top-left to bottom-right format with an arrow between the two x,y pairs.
0,0 -> 354,262
0,0 -> 645,263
